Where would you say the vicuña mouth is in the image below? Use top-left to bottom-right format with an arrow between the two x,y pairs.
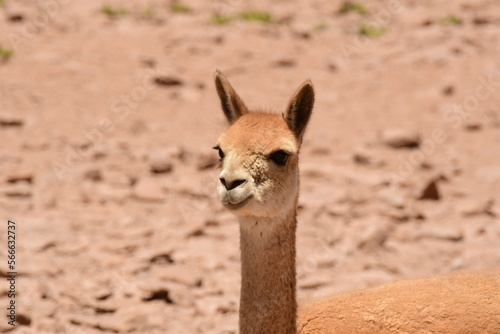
224,196 -> 252,210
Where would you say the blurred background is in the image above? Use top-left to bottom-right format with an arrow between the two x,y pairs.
0,0 -> 499,333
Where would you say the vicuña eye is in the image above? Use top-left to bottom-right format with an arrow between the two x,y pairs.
213,146 -> 225,160
270,150 -> 291,166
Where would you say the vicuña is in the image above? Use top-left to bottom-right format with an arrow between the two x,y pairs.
212,70 -> 500,334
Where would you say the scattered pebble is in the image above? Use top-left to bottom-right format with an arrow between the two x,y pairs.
417,225 -> 463,242
3,182 -> 32,198
381,128 -> 420,149
83,169 -> 102,182
6,170 -> 34,184
463,121 -> 482,132
150,253 -> 175,264
94,288 -> 113,301
158,264 -> 204,288
352,147 -> 384,167
473,17 -> 490,25
132,178 -> 165,202
457,198 -> 493,217
0,115 -> 24,127
327,62 -> 338,72
442,85 -> 454,96
7,14 -> 24,22
416,178 -> 440,201
194,295 -> 236,316
148,153 -> 173,174
153,76 -> 184,87
140,57 -> 156,68
274,58 -> 296,67
142,289 -> 174,304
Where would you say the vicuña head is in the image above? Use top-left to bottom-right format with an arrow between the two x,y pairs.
212,70 -> 500,334
214,69 -> 313,221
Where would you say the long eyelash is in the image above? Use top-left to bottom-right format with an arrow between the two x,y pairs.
213,145 -> 225,160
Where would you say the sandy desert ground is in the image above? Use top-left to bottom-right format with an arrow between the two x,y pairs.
0,0 -> 499,333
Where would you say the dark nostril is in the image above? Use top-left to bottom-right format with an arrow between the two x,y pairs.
229,179 -> 246,190
219,177 -> 227,188
219,178 -> 247,190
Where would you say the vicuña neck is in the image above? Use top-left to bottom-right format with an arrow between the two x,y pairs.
238,211 -> 297,334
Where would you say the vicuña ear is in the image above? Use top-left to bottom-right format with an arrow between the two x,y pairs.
284,80 -> 314,143
214,70 -> 249,124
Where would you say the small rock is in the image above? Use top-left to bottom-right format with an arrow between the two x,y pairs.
463,121 -> 482,131
473,17 -> 490,25
142,289 -> 174,304
6,170 -> 34,184
377,206 -> 410,223
140,57 -> 156,68
344,169 -> 388,188
353,152 -> 371,165
416,178 -> 440,201
490,202 -> 500,217
94,288 -> 113,301
381,128 -> 420,149
417,225 -> 463,241
70,315 -> 131,333
146,147 -> 183,162
442,85 -> 454,96
421,19 -> 433,26
148,154 -> 173,174
3,182 -> 32,198
132,178 -> 165,202
457,198 -> 493,217
153,76 -> 183,87
310,146 -> 330,156
293,30 -> 311,39
274,58 -> 296,67
213,35 -> 224,44
7,13 -> 24,22
327,62 -> 338,72
83,169 -> 102,182
150,253 -> 175,264
194,295 -> 236,316
16,314 -> 31,326
187,227 -> 206,237
0,114 -> 24,127
352,147 -> 384,167
158,264 -> 203,287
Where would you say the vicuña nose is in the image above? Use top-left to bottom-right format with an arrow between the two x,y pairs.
219,177 -> 247,190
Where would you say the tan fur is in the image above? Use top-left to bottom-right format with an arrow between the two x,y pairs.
213,71 -> 500,334
299,268 -> 500,333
